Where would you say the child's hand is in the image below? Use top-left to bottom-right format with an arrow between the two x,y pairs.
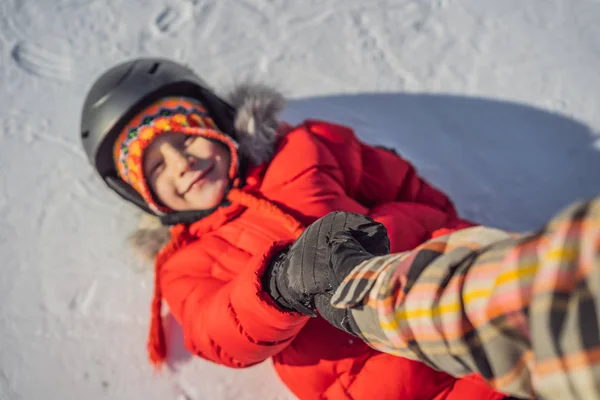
263,212 -> 390,317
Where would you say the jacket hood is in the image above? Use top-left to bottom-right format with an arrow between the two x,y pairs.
128,83 -> 288,262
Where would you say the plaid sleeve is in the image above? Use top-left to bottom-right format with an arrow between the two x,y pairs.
331,198 -> 600,400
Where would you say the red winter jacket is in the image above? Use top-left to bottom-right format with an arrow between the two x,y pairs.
153,120 -> 506,400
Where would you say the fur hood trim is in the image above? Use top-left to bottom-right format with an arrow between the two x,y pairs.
128,83 -> 287,263
228,83 -> 286,166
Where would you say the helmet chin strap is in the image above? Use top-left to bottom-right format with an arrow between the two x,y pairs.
158,206 -> 223,226
105,176 -> 157,216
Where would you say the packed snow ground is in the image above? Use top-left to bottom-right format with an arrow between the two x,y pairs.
1,0 -> 599,399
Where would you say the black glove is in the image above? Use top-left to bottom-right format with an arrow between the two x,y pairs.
314,229 -> 384,334
262,211 -> 390,317
262,250 -> 296,312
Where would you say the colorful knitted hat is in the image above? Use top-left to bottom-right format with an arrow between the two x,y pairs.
113,97 -> 239,213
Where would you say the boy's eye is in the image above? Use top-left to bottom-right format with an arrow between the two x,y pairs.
184,136 -> 196,146
150,160 -> 164,177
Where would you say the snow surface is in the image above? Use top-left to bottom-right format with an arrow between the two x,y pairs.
1,0 -> 600,399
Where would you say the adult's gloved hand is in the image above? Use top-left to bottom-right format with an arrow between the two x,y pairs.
262,211 -> 390,323
313,228 -> 387,334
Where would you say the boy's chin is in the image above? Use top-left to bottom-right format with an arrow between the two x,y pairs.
185,189 -> 226,211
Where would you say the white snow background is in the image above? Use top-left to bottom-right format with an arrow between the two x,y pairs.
1,0 -> 600,399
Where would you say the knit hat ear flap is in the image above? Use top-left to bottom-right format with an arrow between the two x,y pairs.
112,97 -> 238,213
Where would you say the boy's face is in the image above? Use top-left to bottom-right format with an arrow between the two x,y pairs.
142,133 -> 230,211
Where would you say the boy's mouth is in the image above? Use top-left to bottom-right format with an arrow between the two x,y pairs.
180,162 -> 215,195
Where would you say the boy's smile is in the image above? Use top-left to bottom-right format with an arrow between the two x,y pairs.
179,161 -> 215,196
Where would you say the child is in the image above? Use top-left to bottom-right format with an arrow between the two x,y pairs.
293,198 -> 600,400
80,57 -> 509,400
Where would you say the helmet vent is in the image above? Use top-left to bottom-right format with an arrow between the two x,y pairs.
148,62 -> 159,75
81,130 -> 90,139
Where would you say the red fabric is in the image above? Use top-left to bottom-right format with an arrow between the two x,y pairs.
157,120 -> 503,399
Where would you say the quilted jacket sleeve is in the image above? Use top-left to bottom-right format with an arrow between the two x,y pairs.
160,240 -> 309,368
305,119 -> 459,217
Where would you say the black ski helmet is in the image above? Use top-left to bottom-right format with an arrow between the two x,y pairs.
80,57 -> 237,218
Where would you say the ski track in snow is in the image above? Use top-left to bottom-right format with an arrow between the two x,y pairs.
1,0 -> 600,399
11,40 -> 74,81
152,1 -> 193,35
68,281 -> 98,316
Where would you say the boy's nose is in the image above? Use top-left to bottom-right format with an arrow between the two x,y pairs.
162,143 -> 194,175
